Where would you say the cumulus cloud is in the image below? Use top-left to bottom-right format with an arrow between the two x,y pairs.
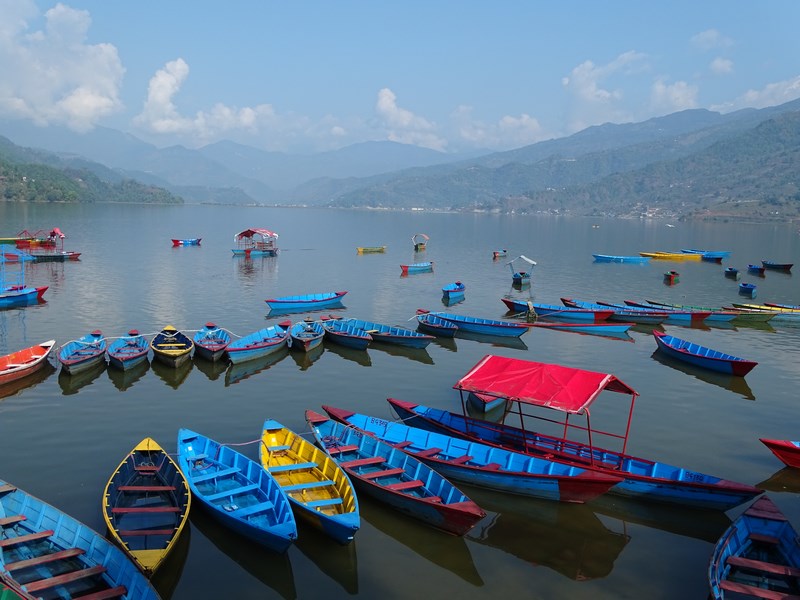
375,88 -> 446,151
0,0 -> 124,131
451,105 -> 547,149
650,79 -> 699,112
691,29 -> 733,51
711,76 -> 800,113
709,57 -> 734,75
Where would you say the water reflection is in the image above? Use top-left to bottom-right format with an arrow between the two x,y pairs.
441,295 -> 464,308
58,360 -> 106,395
149,524 -> 191,600
106,359 -> 150,392
234,255 -> 279,282
757,467 -> 800,494
370,343 -> 434,365
225,347 -> 289,386
294,522 -> 358,594
324,343 -> 372,367
650,351 -> 756,400
151,358 -> 194,390
193,355 -> 229,381
289,344 -> 324,371
455,330 -> 529,351
428,335 -> 458,353
0,360 -> 55,401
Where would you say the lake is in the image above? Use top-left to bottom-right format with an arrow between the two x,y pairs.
1,202 -> 799,599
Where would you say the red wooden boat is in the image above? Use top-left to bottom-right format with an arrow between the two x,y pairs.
0,340 -> 56,386
760,439 -> 800,469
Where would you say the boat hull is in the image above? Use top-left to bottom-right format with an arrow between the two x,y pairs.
322,321 -> 372,350
343,318 -> 434,349
265,291 -> 347,312
0,340 -> 55,386
193,324 -> 231,362
760,439 -> 800,469
58,332 -> 107,375
415,313 -> 458,337
653,331 -> 757,376
592,254 -> 651,263
107,334 -> 149,371
289,321 -> 325,352
150,327 -> 194,368
227,326 -> 288,364
432,310 -> 528,337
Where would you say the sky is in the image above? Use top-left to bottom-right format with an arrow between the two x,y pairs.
2,1 -> 800,155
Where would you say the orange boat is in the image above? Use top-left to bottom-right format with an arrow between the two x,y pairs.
0,340 -> 56,386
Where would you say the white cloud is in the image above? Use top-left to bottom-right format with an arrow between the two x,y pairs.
711,76 -> 800,113
0,0 -> 124,131
451,105 -> 547,150
691,29 -> 733,51
650,79 -> 698,113
709,57 -> 734,75
375,88 -> 446,151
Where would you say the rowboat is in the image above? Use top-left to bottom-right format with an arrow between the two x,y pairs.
506,255 -> 536,285
646,300 -> 774,323
150,326 -> 194,368
226,325 -> 288,364
388,354 -> 763,510
724,267 -> 740,279
232,228 -> 279,257
592,254 -> 651,263
506,298 -> 613,323
260,419 -> 360,545
663,270 -> 680,284
738,282 -> 757,297
106,330 -> 149,371
412,233 -> 429,252
321,318 -> 372,350
682,249 -> 731,259
747,264 -> 766,275
760,439 -> 800,469
619,301 -> 712,323
560,298 -> 665,324
341,318 -> 434,349
765,302 -> 800,310
762,260 -> 793,272
177,428 -> 297,553
639,251 -> 702,261
356,246 -> 386,254
58,330 -> 106,375
0,340 -> 55,387
526,321 -> 634,337
422,310 -> 529,337
400,262 -> 433,275
492,249 -> 507,259
725,305 -> 800,324
0,479 -> 159,599
322,405 -> 622,504
288,319 -> 325,352
708,496 -> 800,600
415,312 -> 458,337
193,322 -> 232,362
171,238 -> 201,246
264,291 -> 348,312
732,302 -> 800,314
653,330 -> 758,376
305,409 -> 486,536
102,437 -> 191,575
442,281 -> 465,300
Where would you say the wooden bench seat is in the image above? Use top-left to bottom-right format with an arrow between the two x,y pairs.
283,480 -> 335,492
193,467 -> 240,483
727,555 -> 800,578
118,528 -> 175,536
448,455 -> 474,465
341,457 -> 385,468
24,565 -> 106,593
71,585 -> 128,600
327,445 -> 359,454
232,501 -> 274,517
393,441 -> 413,449
414,448 -> 442,458
719,579 -> 800,599
385,480 -> 424,491
305,497 -> 343,508
111,506 -> 181,514
749,532 -> 780,545
5,548 -> 84,572
0,515 -> 26,527
204,483 -> 260,502
0,529 -> 54,548
118,485 -> 176,492
0,483 -> 17,494
361,468 -> 405,480
268,461 -> 317,473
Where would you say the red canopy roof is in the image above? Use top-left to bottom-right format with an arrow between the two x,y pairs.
454,355 -> 637,414
235,228 -> 278,240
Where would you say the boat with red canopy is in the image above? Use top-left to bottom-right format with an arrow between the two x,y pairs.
388,354 -> 762,510
232,228 -> 279,257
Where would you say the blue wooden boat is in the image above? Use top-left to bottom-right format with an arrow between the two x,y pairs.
193,322 -> 232,362
226,325 -> 288,364
288,319 -> 325,353
387,354 -> 762,510
265,291 -> 347,313
747,264 -> 766,275
106,329 -> 149,371
260,419 -> 360,545
176,428 -> 297,553
592,254 -> 651,263
442,281 -> 465,300
150,325 -> 194,368
306,409 -> 486,536
765,302 -> 800,310
506,255 -> 536,284
400,262 -> 433,275
503,298 -> 614,323
422,310 -> 528,337
321,405 -> 622,504
0,260 -> 47,308
341,318 -> 434,349
322,318 -> 372,350
617,301 -> 711,324
560,298 -> 666,324
709,496 -> 800,600
232,228 -> 279,257
682,249 -> 731,259
171,238 -> 201,246
653,330 -> 758,376
527,321 -> 634,337
762,260 -> 793,272
739,282 -> 757,298
58,330 -> 106,375
724,267 -> 740,279
415,312 -> 458,338
0,479 -> 160,599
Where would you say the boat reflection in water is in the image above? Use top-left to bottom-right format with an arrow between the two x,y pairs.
757,467 -> 800,494
0,359 -> 55,400
150,524 -> 191,600
294,521 -> 358,595
370,342 -> 434,365
289,344 -> 324,372
107,359 -> 150,392
455,330 -> 529,351
224,346 -> 289,386
151,357 -> 193,390
58,360 -> 106,395
193,355 -> 229,381
323,343 -> 372,367
650,351 -> 755,400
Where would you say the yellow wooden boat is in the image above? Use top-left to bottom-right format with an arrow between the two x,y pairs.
102,437 -> 191,576
356,246 -> 387,254
260,419 -> 360,544
732,302 -> 800,313
639,251 -> 702,261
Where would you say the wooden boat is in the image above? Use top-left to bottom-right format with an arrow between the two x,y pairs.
171,238 -> 201,246
0,260 -> 47,307
560,298 -> 665,324
102,437 -> 191,576
506,255 -> 536,285
592,254 -> 651,263
732,302 -> 800,313
724,267 -> 740,279
176,428 -> 297,553
260,419 -> 360,545
106,330 -> 149,371
150,325 -> 194,368
527,321 -> 634,336
663,270 -> 680,284
639,251 -> 702,261
762,260 -> 793,272
387,354 -> 763,510
708,496 -> 800,600
264,291 -> 347,312
322,405 -> 623,504
28,250 -> 81,262
739,282 -> 757,297
646,300 -> 772,323
0,340 -> 55,387
58,330 -> 106,375
341,318 -> 434,349
226,325 -> 288,365
305,410 -> 486,536
619,300 -> 711,323
193,322 -> 232,362
321,319 -> 372,350
653,330 -> 758,376
492,249 -> 507,259
400,262 -> 433,275
415,312 -> 458,337
288,319 -> 325,352
760,439 -> 800,469
0,479 -> 159,599
765,302 -> 800,310
356,246 -> 386,254
726,305 -> 800,324
412,233 -> 429,252
682,249 -> 731,259
421,310 -> 528,337
232,228 -> 279,257
442,281 -> 465,300
747,264 -> 766,275
506,298 -> 614,323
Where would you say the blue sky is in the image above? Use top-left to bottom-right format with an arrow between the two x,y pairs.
3,1 -> 800,154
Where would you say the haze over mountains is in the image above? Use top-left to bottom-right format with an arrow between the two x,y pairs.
1,97 -> 799,221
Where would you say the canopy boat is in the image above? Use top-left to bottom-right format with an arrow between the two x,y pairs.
663,270 -> 680,284
420,310 -> 528,338
506,255 -> 536,285
356,246 -> 386,254
106,330 -> 149,371
760,439 -> 800,469
13,229 -> 58,249
0,479 -> 160,600
306,410 -> 486,536
287,319 -> 325,353
560,298 -> 667,324
415,312 -> 458,337
102,437 -> 191,576
506,298 -> 613,323
412,233 -> 429,252
226,325 -> 288,365
653,330 -> 758,376
58,330 -> 106,375
177,429 -> 297,553
639,251 -> 701,261
0,259 -> 47,307
762,260 -> 793,272
492,249 -> 508,259
265,291 -> 347,313
708,496 -> 800,600
400,262 -> 433,275
321,319 -> 372,350
171,238 -> 201,246
442,281 -> 465,300
22,228 -> 81,262
341,318 -> 434,349
260,419 -> 360,545
150,326 -> 194,368
232,228 -> 279,257
747,264 -> 766,275
388,354 -> 762,510
193,322 -> 232,362
322,405 -> 622,504
738,282 -> 757,298
0,340 -> 55,387
592,254 -> 651,263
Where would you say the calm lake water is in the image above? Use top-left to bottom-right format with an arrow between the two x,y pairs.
1,203 -> 800,599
